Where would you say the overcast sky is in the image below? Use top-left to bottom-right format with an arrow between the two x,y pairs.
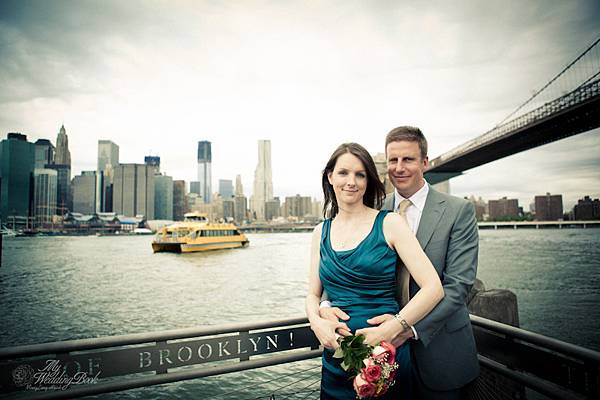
1,0 -> 599,211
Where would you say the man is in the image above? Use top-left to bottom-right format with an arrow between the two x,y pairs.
320,126 -> 479,399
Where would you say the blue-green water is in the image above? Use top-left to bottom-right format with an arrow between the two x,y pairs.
0,229 -> 599,398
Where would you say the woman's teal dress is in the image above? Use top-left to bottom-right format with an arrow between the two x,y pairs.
320,210 -> 411,399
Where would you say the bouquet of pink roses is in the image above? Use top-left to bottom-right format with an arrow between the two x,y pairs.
333,335 -> 398,398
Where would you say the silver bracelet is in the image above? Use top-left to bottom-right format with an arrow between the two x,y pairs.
393,312 -> 410,333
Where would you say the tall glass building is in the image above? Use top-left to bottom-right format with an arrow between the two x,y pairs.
219,179 -> 234,199
34,139 -> 55,169
197,141 -> 212,203
0,133 -> 35,222
154,174 -> 173,220
33,168 -> 58,225
97,140 -> 119,212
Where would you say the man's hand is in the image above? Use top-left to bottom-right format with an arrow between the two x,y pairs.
319,306 -> 351,337
366,314 -> 414,348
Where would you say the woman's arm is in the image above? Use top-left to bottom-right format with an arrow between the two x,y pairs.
305,223 -> 346,349
356,213 -> 444,345
385,213 -> 444,325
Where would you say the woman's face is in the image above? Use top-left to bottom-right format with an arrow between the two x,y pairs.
327,152 -> 368,206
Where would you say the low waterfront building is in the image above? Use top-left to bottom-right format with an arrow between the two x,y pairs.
534,193 -> 563,221
62,212 -> 147,233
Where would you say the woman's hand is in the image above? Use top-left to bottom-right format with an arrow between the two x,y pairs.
310,317 -> 348,350
355,314 -> 408,347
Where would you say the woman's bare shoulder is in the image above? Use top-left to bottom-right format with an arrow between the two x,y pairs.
312,222 -> 324,237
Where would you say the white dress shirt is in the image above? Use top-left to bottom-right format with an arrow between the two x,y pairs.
394,181 -> 429,340
393,181 -> 429,233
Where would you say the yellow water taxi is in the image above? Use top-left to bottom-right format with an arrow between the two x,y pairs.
151,212 -> 249,253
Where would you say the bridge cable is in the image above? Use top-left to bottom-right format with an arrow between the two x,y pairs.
495,36 -> 600,127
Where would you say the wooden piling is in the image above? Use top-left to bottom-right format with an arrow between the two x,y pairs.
467,282 -> 524,399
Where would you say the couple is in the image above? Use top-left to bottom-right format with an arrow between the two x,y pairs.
306,127 -> 479,399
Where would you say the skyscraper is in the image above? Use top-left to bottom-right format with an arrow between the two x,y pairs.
51,125 -> 71,212
235,174 -> 244,196
113,164 -> 155,219
197,141 -> 212,203
144,156 -> 160,175
33,168 -> 57,225
34,139 -> 55,169
172,180 -> 187,221
55,125 -> 71,165
0,133 -> 35,222
154,174 -> 174,220
251,140 -> 273,221
219,179 -> 234,199
72,171 -> 97,214
97,140 -> 119,212
190,181 -> 201,196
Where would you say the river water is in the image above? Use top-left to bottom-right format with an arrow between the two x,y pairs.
1,229 -> 599,398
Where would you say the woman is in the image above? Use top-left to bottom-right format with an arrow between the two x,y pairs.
306,143 -> 444,399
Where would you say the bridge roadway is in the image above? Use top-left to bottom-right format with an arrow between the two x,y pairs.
425,79 -> 600,184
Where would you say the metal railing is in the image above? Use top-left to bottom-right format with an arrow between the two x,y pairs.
1,315 -> 599,399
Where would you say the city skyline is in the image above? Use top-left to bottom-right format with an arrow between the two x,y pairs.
0,1 -> 599,211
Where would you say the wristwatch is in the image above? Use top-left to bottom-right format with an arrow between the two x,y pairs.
393,312 -> 410,333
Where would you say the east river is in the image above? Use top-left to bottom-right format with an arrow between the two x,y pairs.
1,229 -> 599,399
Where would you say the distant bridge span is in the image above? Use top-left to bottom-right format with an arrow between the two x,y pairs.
425,79 -> 600,185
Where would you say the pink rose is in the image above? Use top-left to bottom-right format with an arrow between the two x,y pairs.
362,364 -> 382,383
372,341 -> 396,365
353,375 -> 377,398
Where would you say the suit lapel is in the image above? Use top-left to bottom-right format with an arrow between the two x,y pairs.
416,187 -> 446,249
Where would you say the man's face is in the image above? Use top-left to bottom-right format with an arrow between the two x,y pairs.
386,140 -> 428,198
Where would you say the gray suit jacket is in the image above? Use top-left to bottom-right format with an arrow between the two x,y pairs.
383,186 -> 479,391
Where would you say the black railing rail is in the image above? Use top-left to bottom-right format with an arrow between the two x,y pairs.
471,315 -> 600,400
1,315 -> 599,399
0,317 -> 321,400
